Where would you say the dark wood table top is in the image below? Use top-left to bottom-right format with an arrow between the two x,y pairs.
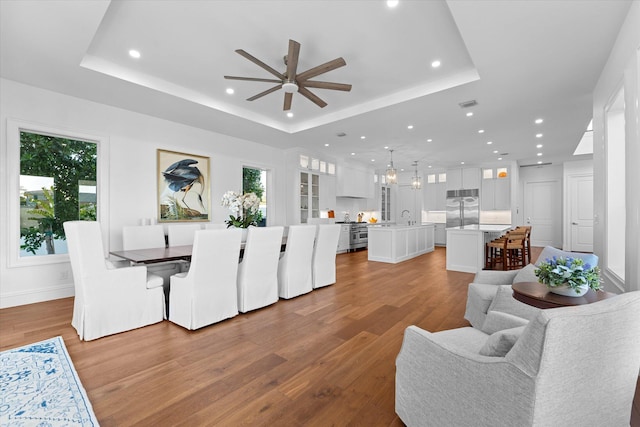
110,245 -> 194,264
512,281 -> 617,309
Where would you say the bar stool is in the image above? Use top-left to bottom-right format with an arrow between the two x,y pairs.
485,230 -> 526,270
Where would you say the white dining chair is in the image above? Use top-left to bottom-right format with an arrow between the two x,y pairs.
278,225 -> 316,299
169,229 -> 242,329
237,226 -> 284,313
63,221 -> 165,341
205,223 -> 228,230
312,224 -> 341,289
122,224 -> 166,249
167,223 -> 202,246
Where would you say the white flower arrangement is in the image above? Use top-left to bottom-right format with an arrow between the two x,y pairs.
221,191 -> 261,228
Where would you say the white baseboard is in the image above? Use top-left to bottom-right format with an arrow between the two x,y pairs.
0,283 -> 74,309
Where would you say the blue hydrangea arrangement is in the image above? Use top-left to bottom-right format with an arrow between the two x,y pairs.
534,256 -> 602,291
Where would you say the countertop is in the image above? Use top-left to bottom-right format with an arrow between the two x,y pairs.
369,222 -> 435,229
445,224 -> 512,232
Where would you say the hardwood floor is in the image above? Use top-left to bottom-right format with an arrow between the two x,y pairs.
1,247 -> 638,426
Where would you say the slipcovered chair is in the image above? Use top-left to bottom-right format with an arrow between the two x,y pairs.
311,224 -> 341,289
122,224 -> 166,250
64,221 -> 165,341
237,226 -> 284,312
396,292 -> 640,427
169,229 -> 242,329
465,246 -> 599,329
205,223 -> 228,230
167,223 -> 202,246
278,225 -> 316,299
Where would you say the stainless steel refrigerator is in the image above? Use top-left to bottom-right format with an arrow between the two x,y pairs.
446,189 -> 480,228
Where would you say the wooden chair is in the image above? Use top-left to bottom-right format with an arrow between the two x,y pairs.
485,230 -> 526,270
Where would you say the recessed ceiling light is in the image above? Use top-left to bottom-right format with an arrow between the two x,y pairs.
493,150 -> 499,154
428,165 -> 432,168
361,136 -> 366,139
486,141 -> 493,145
461,161 -> 465,165
384,146 -> 389,149
427,139 -> 433,142
129,49 -> 141,59
407,125 -> 414,129
537,161 -> 543,164
351,152 -> 356,155
387,0 -> 399,8
371,159 -> 376,162
466,112 -> 474,117
536,133 -> 543,138
431,60 -> 441,68
536,144 -> 543,148
286,112 -> 294,118
324,143 -> 329,147
537,152 -> 543,156
225,88 -> 234,95
535,118 -> 544,124
478,129 -> 485,133
498,157 -> 503,160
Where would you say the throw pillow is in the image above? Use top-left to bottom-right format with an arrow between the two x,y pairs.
479,325 -> 526,357
482,310 -> 529,335
512,263 -> 538,283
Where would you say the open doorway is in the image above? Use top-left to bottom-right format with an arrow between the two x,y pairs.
243,167 -> 268,227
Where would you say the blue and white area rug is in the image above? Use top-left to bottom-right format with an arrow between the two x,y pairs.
0,336 -> 99,426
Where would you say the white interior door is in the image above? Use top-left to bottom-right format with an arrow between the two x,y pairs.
568,174 -> 594,252
524,180 -> 561,247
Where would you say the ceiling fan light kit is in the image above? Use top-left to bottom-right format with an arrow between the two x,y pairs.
224,39 -> 351,111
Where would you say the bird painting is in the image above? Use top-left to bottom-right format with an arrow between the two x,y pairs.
159,155 -> 208,220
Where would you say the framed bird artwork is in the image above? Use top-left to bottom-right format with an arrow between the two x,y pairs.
157,149 -> 210,222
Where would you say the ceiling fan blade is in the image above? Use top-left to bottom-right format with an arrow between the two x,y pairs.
296,57 -> 346,82
224,76 -> 283,83
283,92 -> 293,111
286,39 -> 300,81
247,84 -> 283,101
302,81 -> 352,91
298,86 -> 327,108
235,49 -> 285,80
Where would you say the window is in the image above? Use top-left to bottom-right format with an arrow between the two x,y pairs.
438,173 -> 447,183
427,174 -> 436,184
242,166 -> 268,227
605,86 -> 625,281
8,119 -> 108,267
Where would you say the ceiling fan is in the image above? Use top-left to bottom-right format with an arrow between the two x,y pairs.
224,39 -> 352,111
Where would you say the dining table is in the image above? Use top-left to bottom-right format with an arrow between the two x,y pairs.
109,237 -> 288,265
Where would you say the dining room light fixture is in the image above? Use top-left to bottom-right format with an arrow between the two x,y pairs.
411,161 -> 421,190
386,149 -> 397,184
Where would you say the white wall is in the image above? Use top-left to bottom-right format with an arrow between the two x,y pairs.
0,78 -> 288,307
592,1 -> 640,293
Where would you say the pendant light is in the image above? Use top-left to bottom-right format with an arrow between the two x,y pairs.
411,161 -> 422,190
386,149 -> 397,185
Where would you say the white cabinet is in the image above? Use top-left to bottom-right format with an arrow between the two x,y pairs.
320,174 -> 336,210
368,224 -> 435,263
481,167 -> 510,210
446,168 -> 480,190
337,224 -> 350,253
435,223 -> 446,245
300,172 -> 319,223
425,179 -> 447,211
380,185 -> 392,221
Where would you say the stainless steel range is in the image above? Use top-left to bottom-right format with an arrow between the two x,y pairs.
349,223 -> 368,250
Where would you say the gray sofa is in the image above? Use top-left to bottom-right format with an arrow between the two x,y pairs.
464,246 -> 599,329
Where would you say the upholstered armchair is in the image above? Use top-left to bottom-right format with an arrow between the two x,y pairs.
64,221 -> 165,341
396,292 -> 640,427
465,246 -> 599,329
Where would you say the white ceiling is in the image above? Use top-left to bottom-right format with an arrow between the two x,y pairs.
0,0 -> 631,172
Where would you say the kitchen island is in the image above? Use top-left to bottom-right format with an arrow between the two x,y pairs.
445,224 -> 512,273
368,223 -> 435,263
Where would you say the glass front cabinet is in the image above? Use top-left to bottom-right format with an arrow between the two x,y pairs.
300,171 -> 320,223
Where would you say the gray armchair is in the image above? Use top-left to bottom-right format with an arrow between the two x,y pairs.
465,246 -> 599,329
396,292 -> 640,427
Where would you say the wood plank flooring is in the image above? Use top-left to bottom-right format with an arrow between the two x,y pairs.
1,247 -> 638,426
